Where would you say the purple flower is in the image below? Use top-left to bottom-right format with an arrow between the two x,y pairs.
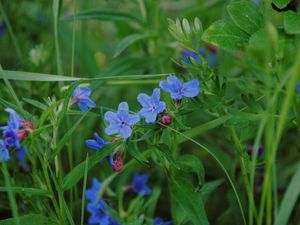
72,87 -> 96,112
87,201 -> 110,225
104,102 -> 140,139
131,173 -> 151,196
86,178 -> 101,202
153,217 -> 173,225
160,76 -> 200,100
0,140 -> 10,161
1,108 -> 21,130
137,88 -> 166,124
86,133 -> 114,167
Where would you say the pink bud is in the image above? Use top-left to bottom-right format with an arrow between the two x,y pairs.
123,185 -> 132,192
17,129 -> 29,140
113,156 -> 123,172
21,120 -> 35,129
161,115 -> 172,125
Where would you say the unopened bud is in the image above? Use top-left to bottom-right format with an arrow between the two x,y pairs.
113,156 -> 123,172
161,115 -> 172,125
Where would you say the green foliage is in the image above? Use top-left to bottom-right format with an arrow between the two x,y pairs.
169,176 -> 209,225
202,20 -> 249,51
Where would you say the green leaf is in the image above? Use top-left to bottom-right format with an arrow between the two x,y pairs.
272,0 -> 291,9
169,177 -> 210,225
274,163 -> 300,225
128,142 -> 149,165
61,9 -> 143,25
202,20 -> 249,51
62,142 -> 122,190
178,155 -> 205,185
0,214 -> 58,225
284,11 -> 300,34
114,34 -> 152,57
227,0 -> 263,35
200,179 -> 224,203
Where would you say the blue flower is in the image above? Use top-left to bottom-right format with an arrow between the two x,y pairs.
1,108 -> 22,130
131,173 -> 151,196
104,102 -> 140,139
0,20 -> 5,38
87,201 -> 110,225
153,217 -> 173,225
16,146 -> 27,161
3,126 -> 20,148
109,217 -> 122,225
296,83 -> 300,92
160,76 -> 200,100
72,87 -> 96,112
86,178 -> 101,202
1,108 -> 22,148
137,88 -> 166,124
182,48 -> 205,65
0,140 -> 10,161
86,133 -> 114,167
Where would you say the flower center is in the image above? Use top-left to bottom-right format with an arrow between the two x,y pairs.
149,103 -> 157,112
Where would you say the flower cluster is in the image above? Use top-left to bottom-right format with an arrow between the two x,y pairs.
0,108 -> 34,162
86,178 -> 122,225
84,75 -> 200,172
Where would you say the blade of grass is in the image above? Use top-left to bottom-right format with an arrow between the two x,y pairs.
48,111 -> 88,162
53,0 -> 63,74
1,162 -> 20,225
0,70 -> 170,81
0,65 -> 24,115
274,163 -> 300,225
0,187 -> 50,196
80,154 -> 89,225
48,166 -> 75,225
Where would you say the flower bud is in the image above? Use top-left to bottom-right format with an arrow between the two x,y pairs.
113,155 -> 123,172
161,115 -> 172,125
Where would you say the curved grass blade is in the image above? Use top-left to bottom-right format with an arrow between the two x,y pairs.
61,9 -> 144,25
163,125 -> 246,225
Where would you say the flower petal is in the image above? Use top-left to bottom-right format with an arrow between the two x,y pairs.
86,140 -> 100,150
127,114 -> 140,125
151,88 -> 161,102
145,112 -> 157,124
182,80 -> 200,98
119,126 -> 132,139
105,124 -> 119,136
159,80 -> 172,93
137,93 -> 150,107
104,111 -> 117,123
118,102 -> 129,111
